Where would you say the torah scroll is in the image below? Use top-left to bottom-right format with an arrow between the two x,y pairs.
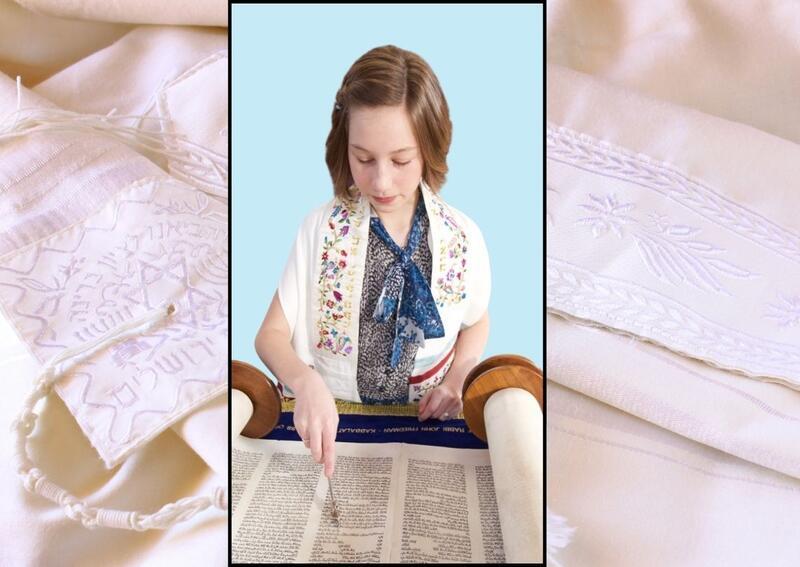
231,389 -> 541,563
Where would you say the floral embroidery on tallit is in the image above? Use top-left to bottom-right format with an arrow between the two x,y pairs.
429,194 -> 469,307
316,197 -> 363,356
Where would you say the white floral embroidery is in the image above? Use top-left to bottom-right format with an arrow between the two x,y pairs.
547,123 -> 800,389
548,124 -> 800,264
576,193 -> 634,238
632,213 -> 756,295
576,195 -> 756,295
765,293 -> 800,328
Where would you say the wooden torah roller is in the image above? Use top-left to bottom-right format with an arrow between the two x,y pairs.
231,360 -> 282,439
461,354 -> 543,563
461,354 -> 543,442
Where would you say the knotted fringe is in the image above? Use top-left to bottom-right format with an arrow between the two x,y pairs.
11,303 -> 228,530
2,76 -> 227,199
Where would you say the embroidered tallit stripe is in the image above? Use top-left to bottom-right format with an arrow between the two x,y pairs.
546,124 -> 800,265
547,257 -> 800,386
0,132 -> 162,257
315,197 -> 363,357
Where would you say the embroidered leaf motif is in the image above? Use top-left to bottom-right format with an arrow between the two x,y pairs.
547,258 -> 800,381
632,213 -> 756,294
576,195 -> 757,295
576,193 -> 635,238
765,293 -> 800,328
548,125 -> 800,265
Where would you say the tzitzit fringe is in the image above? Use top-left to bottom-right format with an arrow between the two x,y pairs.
11,303 -> 228,530
2,76 -> 227,199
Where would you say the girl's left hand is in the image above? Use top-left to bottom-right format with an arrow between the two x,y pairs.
418,379 -> 463,421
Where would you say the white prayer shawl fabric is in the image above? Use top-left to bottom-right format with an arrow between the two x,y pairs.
34,26 -> 229,201
547,64 -> 800,389
0,9 -> 227,563
0,329 -> 228,566
0,0 -> 132,86
31,25 -> 230,477
546,0 -> 800,145
548,378 -> 800,566
548,313 -> 800,487
278,181 -> 491,403
0,76 -> 228,471
546,61 -> 800,564
12,0 -> 227,27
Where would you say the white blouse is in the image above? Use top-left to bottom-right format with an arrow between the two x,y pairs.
277,181 -> 491,403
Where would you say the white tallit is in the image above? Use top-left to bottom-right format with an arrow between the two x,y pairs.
546,1 -> 800,564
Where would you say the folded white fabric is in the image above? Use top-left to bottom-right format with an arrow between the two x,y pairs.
0,330 -> 227,564
546,61 -> 800,565
548,313 -> 800,481
548,379 -> 800,566
547,64 -> 800,390
0,7 -> 228,561
0,0 -> 131,86
32,26 -> 229,476
0,74 -> 228,469
35,26 -> 229,200
546,0 -> 800,145
13,0 -> 227,27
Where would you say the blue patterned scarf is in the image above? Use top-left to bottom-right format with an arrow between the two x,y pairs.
370,196 -> 445,368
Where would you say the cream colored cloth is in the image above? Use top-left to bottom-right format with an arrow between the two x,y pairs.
547,2 -> 800,564
547,0 -> 800,144
0,0 -> 131,86
0,317 -> 227,566
0,3 -> 227,564
547,64 -> 800,389
13,0 -> 227,27
548,378 -> 800,566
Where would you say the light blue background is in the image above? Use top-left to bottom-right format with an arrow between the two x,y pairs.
232,4 -> 544,374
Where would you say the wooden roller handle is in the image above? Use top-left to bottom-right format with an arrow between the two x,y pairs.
231,360 -> 282,439
461,354 -> 543,443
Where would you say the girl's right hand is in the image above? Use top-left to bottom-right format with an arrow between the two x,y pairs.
292,368 -> 339,478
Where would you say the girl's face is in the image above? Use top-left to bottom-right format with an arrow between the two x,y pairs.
348,105 -> 423,216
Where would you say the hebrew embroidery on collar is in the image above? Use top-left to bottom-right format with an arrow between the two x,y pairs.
0,177 -> 228,467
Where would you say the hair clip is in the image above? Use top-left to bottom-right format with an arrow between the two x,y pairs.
334,103 -> 342,111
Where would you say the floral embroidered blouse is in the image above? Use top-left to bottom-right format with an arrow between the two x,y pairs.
276,181 -> 491,404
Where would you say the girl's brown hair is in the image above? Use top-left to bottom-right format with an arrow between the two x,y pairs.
325,45 -> 452,199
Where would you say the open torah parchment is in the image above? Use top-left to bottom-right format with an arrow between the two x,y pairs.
232,438 -> 507,563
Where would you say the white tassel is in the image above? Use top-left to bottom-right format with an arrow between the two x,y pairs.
11,303 -> 228,530
547,507 -> 575,567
